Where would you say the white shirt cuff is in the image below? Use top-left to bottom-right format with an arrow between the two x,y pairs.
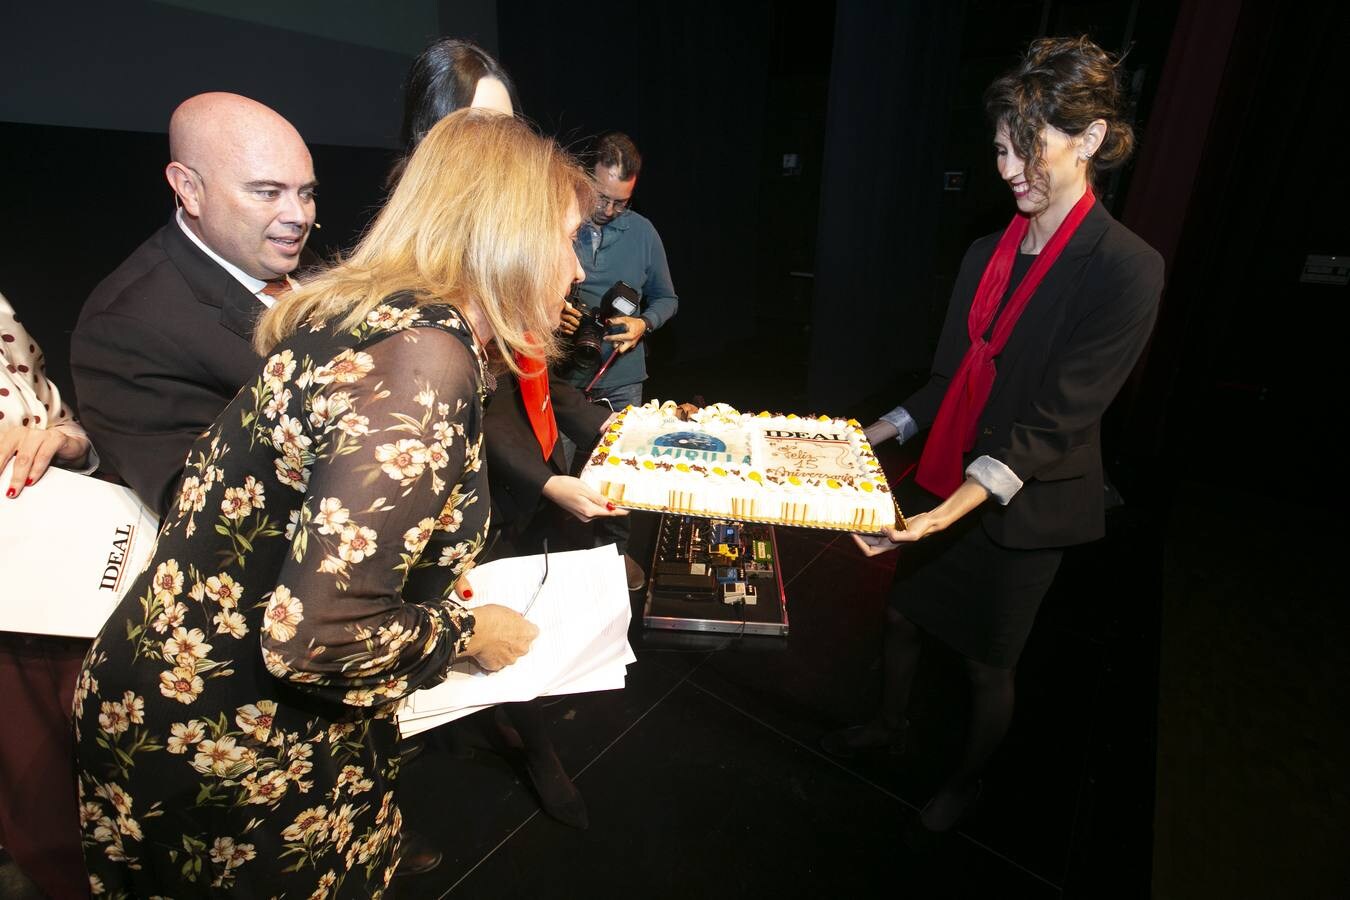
966,455 -> 1023,505
76,445 -> 101,476
54,423 -> 99,475
879,406 -> 919,444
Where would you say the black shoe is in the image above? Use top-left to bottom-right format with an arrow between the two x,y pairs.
623,554 -> 646,591
393,829 -> 442,877
525,752 -> 589,829
820,719 -> 909,759
491,707 -> 525,751
919,779 -> 982,832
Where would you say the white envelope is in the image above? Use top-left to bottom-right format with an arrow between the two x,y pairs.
0,462 -> 159,638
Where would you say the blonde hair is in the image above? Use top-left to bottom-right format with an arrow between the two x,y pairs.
255,110 -> 593,373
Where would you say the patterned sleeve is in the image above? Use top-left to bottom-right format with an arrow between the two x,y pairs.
259,324 -> 486,710
0,291 -> 98,473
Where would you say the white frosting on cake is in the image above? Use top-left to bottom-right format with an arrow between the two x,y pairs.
579,400 -> 897,532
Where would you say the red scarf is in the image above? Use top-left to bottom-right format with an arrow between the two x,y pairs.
513,347 -> 558,460
915,186 -> 1096,497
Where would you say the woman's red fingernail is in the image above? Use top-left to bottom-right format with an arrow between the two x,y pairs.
24,479 -> 33,486
606,502 -> 616,511
5,488 -> 15,498
462,588 -> 473,599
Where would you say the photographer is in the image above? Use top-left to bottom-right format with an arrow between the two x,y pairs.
560,132 -> 678,412
559,133 -> 678,574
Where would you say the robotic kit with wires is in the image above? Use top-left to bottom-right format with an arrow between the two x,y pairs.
643,515 -> 789,636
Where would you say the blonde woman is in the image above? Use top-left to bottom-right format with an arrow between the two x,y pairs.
73,110 -> 590,898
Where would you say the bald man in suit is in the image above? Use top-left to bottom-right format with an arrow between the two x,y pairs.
72,92 -> 318,517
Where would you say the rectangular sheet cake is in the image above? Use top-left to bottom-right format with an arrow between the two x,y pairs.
579,401 -> 899,533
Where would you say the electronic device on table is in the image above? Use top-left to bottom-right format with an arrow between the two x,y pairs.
643,514 -> 788,636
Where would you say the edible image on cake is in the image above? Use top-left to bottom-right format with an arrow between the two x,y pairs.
628,427 -> 752,464
653,432 -> 727,453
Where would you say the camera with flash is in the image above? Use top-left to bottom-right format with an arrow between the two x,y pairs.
561,281 -> 641,380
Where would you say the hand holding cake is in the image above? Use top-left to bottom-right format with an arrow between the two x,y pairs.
542,474 -> 629,523
850,478 -> 990,556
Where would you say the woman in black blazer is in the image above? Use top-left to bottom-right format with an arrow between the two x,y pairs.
824,36 -> 1164,835
392,39 -> 626,832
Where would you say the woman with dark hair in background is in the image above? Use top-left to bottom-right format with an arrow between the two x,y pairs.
392,38 -> 624,830
824,36 -> 1163,837
386,38 -> 517,189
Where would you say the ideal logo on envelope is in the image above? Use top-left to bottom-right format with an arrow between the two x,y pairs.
98,524 -> 138,594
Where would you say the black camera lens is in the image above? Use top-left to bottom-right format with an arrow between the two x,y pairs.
560,300 -> 605,380
570,319 -> 604,371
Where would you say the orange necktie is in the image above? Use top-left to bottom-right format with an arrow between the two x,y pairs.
260,278 -> 292,299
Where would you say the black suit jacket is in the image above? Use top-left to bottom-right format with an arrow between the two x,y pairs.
484,369 -> 609,537
903,201 -> 1163,549
71,219 -> 269,517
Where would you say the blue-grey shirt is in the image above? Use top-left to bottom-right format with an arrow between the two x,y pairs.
568,209 -> 678,391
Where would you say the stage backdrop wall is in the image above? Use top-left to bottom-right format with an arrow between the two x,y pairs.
808,0 -> 1180,410
0,0 -> 497,401
0,0 -> 498,147
497,0 -> 781,378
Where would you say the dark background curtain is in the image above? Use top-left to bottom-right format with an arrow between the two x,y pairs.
0,0 -> 1345,493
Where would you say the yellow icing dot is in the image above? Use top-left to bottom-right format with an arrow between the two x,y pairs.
788,475 -> 802,486
748,471 -> 763,483
757,410 -> 771,418
675,463 -> 690,472
713,467 -> 726,476
827,479 -> 841,489
861,481 -> 875,493
643,459 -> 656,470
846,418 -> 860,427
606,456 -> 620,465
818,414 -> 830,423
786,413 -> 799,420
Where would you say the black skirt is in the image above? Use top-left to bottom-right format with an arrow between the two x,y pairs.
889,498 -> 1062,668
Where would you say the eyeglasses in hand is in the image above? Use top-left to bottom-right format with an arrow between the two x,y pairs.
521,538 -> 550,616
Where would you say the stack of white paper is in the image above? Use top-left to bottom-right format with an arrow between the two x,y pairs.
398,544 -> 635,739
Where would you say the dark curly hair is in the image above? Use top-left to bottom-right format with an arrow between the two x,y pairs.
984,36 -> 1134,185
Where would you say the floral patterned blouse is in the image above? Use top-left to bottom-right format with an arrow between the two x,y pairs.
74,297 -> 491,899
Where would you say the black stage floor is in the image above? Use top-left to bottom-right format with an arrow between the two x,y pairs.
389,431 -> 1165,898
383,344 -> 1348,898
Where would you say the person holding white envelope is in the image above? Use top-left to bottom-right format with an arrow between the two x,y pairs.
0,290 -> 98,899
